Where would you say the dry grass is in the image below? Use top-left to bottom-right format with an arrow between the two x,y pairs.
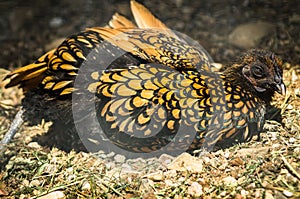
0,65 -> 299,198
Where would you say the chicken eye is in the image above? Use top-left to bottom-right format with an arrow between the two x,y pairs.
252,65 -> 265,78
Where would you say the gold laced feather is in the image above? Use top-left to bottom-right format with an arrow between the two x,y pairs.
89,27 -> 208,71
130,0 -> 178,39
4,49 -> 55,90
107,13 -> 136,29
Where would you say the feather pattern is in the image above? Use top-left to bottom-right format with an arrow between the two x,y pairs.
4,1 -> 285,153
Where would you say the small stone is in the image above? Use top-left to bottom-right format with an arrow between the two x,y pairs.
27,142 -> 41,149
22,179 -> 29,187
283,190 -> 293,197
294,147 -> 300,154
105,161 -> 115,170
80,152 -> 89,158
121,163 -> 133,172
33,190 -> 40,196
165,169 -> 177,178
211,62 -> 223,70
106,152 -> 115,158
67,174 -> 76,182
114,154 -> 126,163
202,156 -> 211,164
211,63 -> 223,72
82,181 -> 91,191
49,17 -> 63,28
222,176 -> 238,186
37,191 -> 65,199
66,167 -> 73,173
120,164 -> 140,176
144,171 -> 164,181
237,147 -> 270,157
30,179 -> 41,187
224,151 -> 230,159
187,182 -> 203,197
167,153 -> 203,173
165,179 -> 174,187
220,191 -> 227,197
178,177 -> 185,182
269,131 -> 277,140
240,189 -> 248,197
97,153 -> 107,159
229,21 -> 274,49
286,104 -> 293,110
289,137 -> 296,143
19,194 -> 27,199
158,154 -> 174,166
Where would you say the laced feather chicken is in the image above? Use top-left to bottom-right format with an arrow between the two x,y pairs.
3,0 -> 285,153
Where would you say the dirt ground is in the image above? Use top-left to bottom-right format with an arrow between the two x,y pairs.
0,0 -> 299,198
